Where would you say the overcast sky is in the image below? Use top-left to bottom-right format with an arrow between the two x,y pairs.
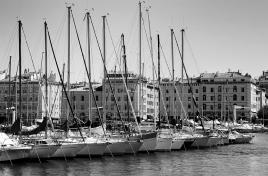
0,0 -> 267,82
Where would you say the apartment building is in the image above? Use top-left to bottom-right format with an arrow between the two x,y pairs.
0,71 -> 62,125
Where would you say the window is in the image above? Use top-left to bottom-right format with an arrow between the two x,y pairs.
195,89 -> 198,93
196,97 -> 199,101
131,96 -> 134,101
118,97 -> 121,101
233,94 -> 237,101
73,96 -> 76,101
211,88 -> 214,92
188,104 -> 191,109
211,96 -> 214,101
210,105 -> 213,110
81,95 -> 84,101
218,95 -> 221,101
174,89 -> 176,93
166,97 -> 169,101
203,104 -> 206,110
188,89 -> 191,93
81,105 -> 84,110
203,86 -> 206,92
203,95 -> 206,101
218,86 -> 222,92
96,95 -> 99,101
233,86 -> 237,92
241,87 -> 245,92
218,104 -> 221,109
241,96 -> 245,101
166,90 -> 169,94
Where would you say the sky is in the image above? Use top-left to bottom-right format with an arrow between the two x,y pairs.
0,0 -> 268,83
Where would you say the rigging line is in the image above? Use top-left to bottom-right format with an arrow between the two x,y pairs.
106,37 -> 121,69
21,26 -> 37,72
70,11 -> 106,135
141,16 -> 172,127
21,24 -> 55,130
173,32 -> 201,123
126,5 -> 139,47
54,11 -> 67,50
106,18 -> 141,134
184,32 -> 201,74
89,13 -> 128,134
46,23 -> 85,141
1,23 -> 17,65
159,43 -> 172,77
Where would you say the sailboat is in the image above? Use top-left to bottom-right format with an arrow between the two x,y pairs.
0,132 -> 31,162
154,34 -> 173,152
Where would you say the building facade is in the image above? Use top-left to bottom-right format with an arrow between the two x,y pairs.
0,71 -> 62,125
160,71 -> 266,122
102,72 -> 159,122
61,82 -> 102,123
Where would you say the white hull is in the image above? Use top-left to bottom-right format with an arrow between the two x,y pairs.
155,137 -> 172,151
104,141 -> 129,155
171,139 -> 185,150
139,137 -> 157,152
52,143 -> 86,158
191,136 -> 209,148
28,144 -> 60,159
77,142 -> 108,156
0,147 -> 30,162
124,141 -> 143,154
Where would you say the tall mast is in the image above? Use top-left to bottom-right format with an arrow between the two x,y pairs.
171,29 -> 175,121
8,56 -> 11,124
157,34 -> 160,128
66,6 -> 71,136
146,8 -> 156,128
44,21 -> 48,138
86,12 -> 92,126
180,29 -> 184,120
18,20 -> 22,125
121,34 -> 129,122
138,1 -> 142,119
102,15 -> 106,122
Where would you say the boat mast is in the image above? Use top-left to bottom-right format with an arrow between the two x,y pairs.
66,6 -> 71,136
171,29 -> 175,123
157,34 -> 160,128
102,15 -> 106,123
138,1 -> 142,119
44,21 -> 48,138
180,29 -> 184,121
86,12 -> 92,128
146,8 -> 156,129
121,34 -> 129,122
18,20 -> 22,129
8,56 -> 11,124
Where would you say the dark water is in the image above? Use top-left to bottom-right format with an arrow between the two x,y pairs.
1,133 -> 268,176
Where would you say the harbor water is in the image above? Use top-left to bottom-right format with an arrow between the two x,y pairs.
1,133 -> 268,176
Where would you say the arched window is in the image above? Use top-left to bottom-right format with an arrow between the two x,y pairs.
233,94 -> 237,101
203,104 -> 206,110
233,86 -> 237,92
203,86 -> 206,92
